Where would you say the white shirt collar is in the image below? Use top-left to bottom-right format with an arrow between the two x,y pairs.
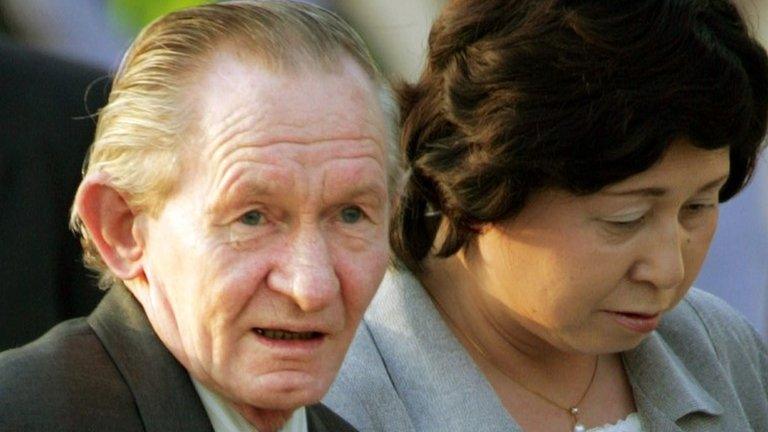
192,378 -> 308,432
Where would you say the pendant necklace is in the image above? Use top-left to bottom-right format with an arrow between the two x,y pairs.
430,294 -> 599,432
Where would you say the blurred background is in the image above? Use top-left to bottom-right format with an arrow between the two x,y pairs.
1,0 -> 766,348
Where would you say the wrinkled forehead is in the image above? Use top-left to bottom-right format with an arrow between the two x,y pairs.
176,50 -> 388,188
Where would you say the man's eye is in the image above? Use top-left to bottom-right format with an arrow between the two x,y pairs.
239,210 -> 264,226
340,206 -> 363,224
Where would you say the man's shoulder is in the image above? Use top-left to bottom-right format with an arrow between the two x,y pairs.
0,318 -> 142,431
0,317 -> 98,386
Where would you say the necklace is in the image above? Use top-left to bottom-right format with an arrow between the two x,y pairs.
429,294 -> 599,432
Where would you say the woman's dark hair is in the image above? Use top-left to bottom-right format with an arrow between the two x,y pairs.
392,0 -> 768,273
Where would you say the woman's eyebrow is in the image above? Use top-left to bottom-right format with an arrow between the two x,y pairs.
697,174 -> 730,192
600,174 -> 730,197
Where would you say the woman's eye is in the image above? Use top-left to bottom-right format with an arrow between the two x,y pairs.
239,210 -> 264,226
684,202 -> 716,214
340,206 -> 364,224
604,215 -> 645,231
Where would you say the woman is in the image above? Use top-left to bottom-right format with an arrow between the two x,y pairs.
325,0 -> 768,431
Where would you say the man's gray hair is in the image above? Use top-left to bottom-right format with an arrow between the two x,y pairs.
70,0 -> 401,290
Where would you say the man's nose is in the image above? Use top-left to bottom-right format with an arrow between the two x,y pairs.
268,228 -> 340,312
629,221 -> 687,290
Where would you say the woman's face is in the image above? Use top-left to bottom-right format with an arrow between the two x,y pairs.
467,139 -> 730,354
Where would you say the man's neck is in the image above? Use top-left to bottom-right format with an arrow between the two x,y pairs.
235,404 -> 294,432
192,377 -> 300,432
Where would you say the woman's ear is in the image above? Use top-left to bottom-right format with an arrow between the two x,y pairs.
75,173 -> 145,280
474,223 -> 492,235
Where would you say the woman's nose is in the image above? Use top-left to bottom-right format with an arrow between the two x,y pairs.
629,222 -> 687,290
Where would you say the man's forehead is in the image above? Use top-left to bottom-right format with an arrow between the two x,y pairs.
193,50 -> 380,119
201,145 -> 388,218
174,50 -> 388,193
185,50 -> 386,158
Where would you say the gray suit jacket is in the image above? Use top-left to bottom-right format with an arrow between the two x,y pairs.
0,286 -> 356,432
325,270 -> 768,432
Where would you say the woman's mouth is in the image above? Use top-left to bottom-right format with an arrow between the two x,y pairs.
607,311 -> 661,333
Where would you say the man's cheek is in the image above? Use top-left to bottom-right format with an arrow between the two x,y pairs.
341,263 -> 385,316
208,255 -> 273,309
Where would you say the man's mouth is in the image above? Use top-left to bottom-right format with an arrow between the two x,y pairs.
253,328 -> 322,341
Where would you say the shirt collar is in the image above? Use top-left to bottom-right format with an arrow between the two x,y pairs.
623,330 -> 723,429
192,378 -> 308,432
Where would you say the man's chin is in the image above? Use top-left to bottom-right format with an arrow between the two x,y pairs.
245,389 -> 322,411
235,371 -> 331,410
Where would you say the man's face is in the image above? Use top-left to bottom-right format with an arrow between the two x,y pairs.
135,53 -> 390,411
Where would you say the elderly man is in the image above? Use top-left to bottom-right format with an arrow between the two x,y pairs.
0,2 -> 398,431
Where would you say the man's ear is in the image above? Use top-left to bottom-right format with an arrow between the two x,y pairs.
75,173 -> 145,280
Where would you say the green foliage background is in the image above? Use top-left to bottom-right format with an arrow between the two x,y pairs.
109,0 -> 214,34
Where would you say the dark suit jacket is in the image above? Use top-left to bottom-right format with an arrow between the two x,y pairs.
0,286 -> 358,432
0,39 -> 108,350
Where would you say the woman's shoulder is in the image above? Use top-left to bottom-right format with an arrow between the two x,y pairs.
661,288 -> 766,358
324,321 -> 417,432
655,288 -> 767,398
325,269 -> 514,431
634,288 -> 768,429
324,270 -> 438,431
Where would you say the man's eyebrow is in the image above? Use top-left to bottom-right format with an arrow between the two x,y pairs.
325,181 -> 388,205
204,175 -> 282,215
350,184 -> 388,203
601,174 -> 730,197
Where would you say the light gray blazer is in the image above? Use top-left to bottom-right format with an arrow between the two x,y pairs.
324,270 -> 768,432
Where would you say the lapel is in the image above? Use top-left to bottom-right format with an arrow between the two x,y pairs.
307,403 -> 359,432
87,286 -> 214,432
364,271 -> 522,432
623,331 -> 723,432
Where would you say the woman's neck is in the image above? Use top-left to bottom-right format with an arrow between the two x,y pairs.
420,253 -> 600,395
418,253 -> 637,430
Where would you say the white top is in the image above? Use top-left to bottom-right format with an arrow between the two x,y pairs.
587,412 -> 643,432
192,378 -> 308,432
